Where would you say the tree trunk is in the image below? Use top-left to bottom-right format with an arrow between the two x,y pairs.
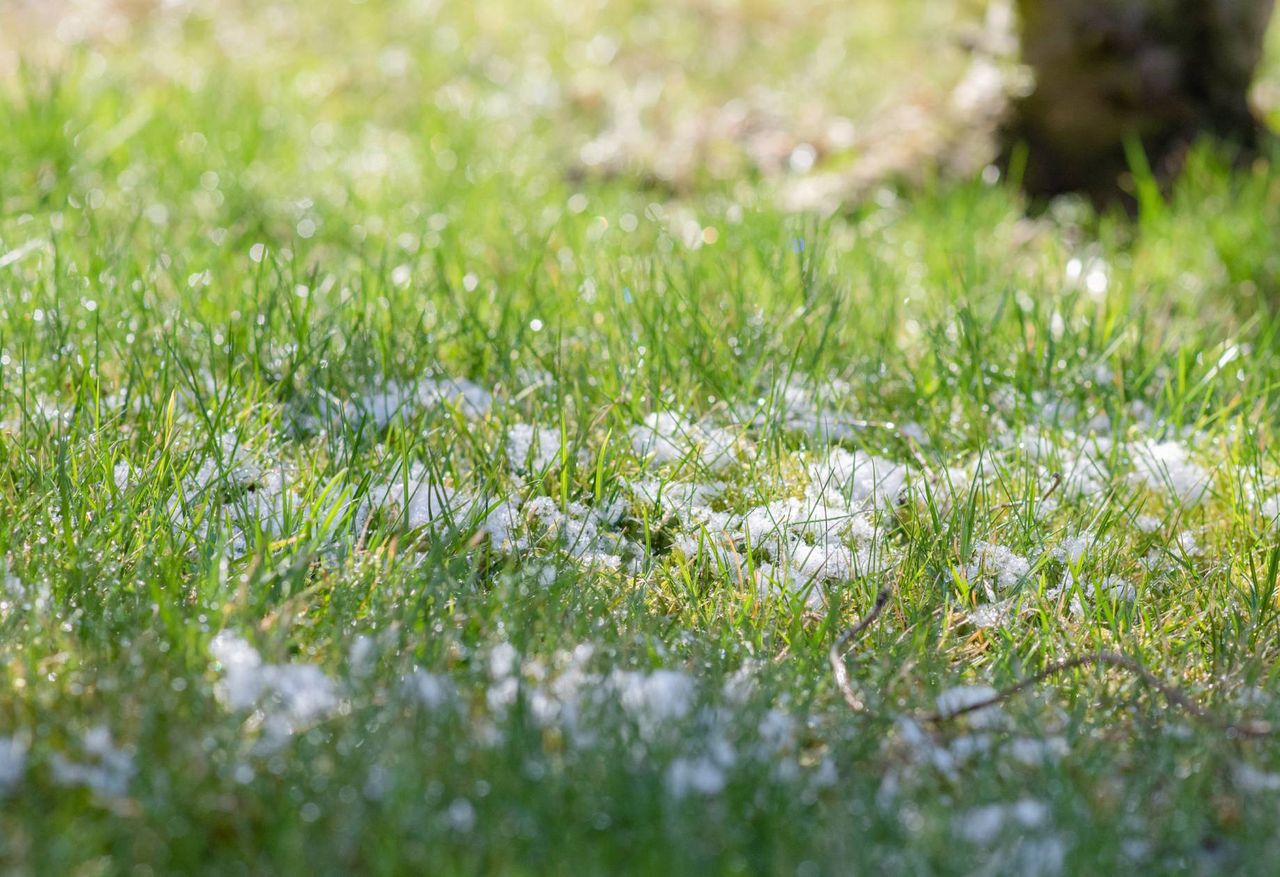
1005,0 -> 1275,201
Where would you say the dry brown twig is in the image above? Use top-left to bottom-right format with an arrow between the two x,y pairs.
830,583 -> 1277,738
828,586 -> 894,712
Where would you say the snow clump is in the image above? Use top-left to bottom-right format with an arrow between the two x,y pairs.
210,632 -> 341,746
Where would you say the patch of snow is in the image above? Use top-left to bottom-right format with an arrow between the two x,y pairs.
506,423 -> 563,472
609,668 -> 697,733
965,542 -> 1031,591
953,798 -> 1048,845
631,412 -> 739,471
971,597 -> 1017,629
405,669 -> 454,709
365,464 -> 472,531
1135,514 -> 1162,534
49,727 -> 135,798
1233,762 -> 1280,792
1261,493 -> 1280,522
516,496 -> 636,568
210,632 -> 340,745
1129,440 -> 1212,505
935,685 -> 1004,728
0,736 -> 27,794
1054,532 -> 1097,566
356,376 -> 492,426
807,448 -> 908,510
753,561 -> 825,610
1007,736 -> 1069,766
1094,575 -> 1136,602
666,754 -> 730,797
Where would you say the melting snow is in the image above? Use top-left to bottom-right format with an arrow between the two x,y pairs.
0,736 -> 27,794
666,753 -> 731,797
365,464 -> 471,531
210,632 -> 341,745
1129,440 -> 1212,505
609,668 -> 697,733
631,412 -> 739,471
953,799 -> 1049,845
48,727 -> 135,798
807,448 -> 908,510
935,685 -> 1004,728
355,377 -> 492,426
1233,762 -> 1280,792
507,423 -> 564,471
965,543 -> 1031,591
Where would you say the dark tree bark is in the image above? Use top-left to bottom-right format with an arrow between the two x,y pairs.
779,0 -> 1275,212
1005,0 -> 1276,201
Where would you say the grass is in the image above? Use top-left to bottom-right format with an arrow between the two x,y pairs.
4,1 -> 1280,874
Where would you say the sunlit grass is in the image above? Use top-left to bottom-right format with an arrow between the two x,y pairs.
2,1 -> 1280,874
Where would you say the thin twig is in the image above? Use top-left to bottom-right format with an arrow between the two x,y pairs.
1039,471 -> 1064,504
828,585 -> 893,712
830,584 -> 1277,738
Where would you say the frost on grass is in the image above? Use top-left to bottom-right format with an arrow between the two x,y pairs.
210,632 -> 341,747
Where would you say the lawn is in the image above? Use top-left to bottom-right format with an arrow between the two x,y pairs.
3,1 -> 1280,873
